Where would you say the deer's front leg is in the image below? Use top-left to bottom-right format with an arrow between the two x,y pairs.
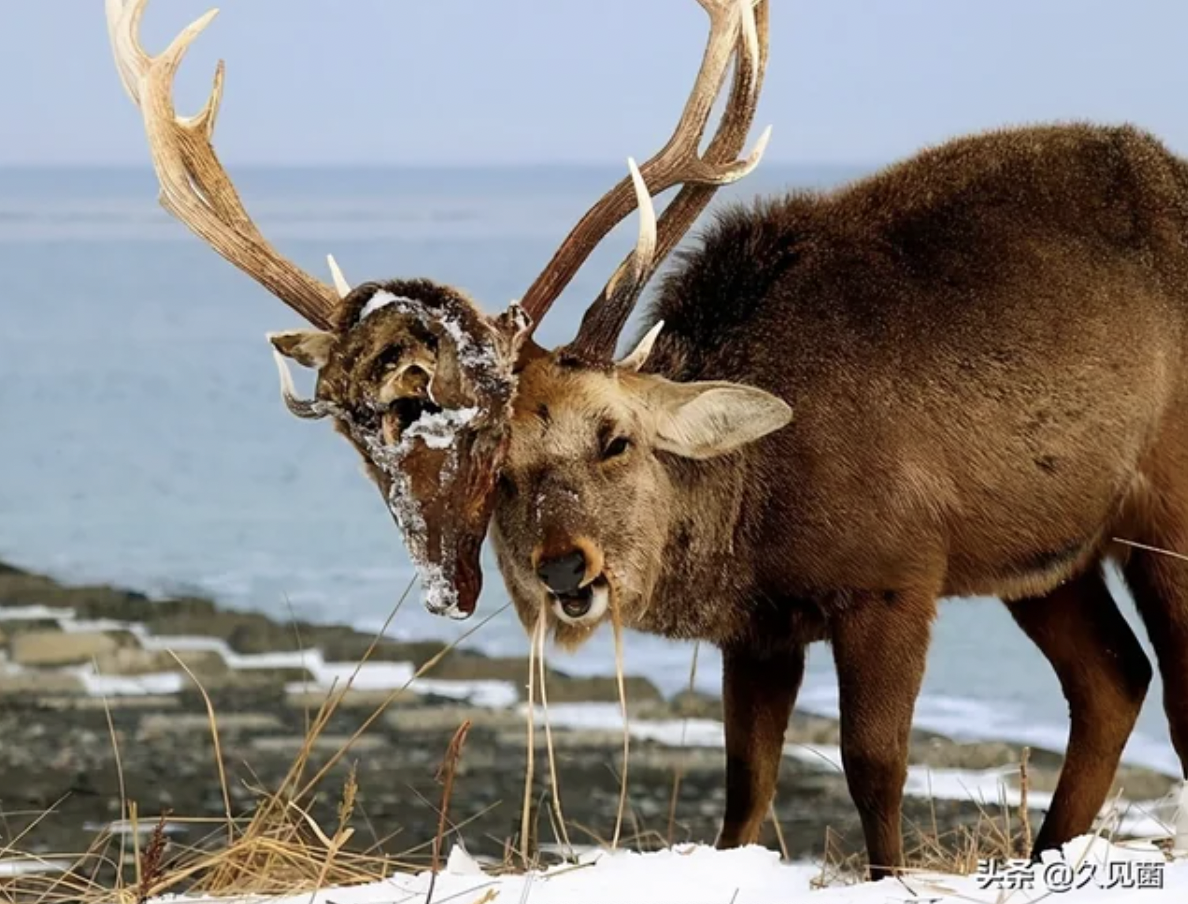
832,591 -> 936,880
716,643 -> 806,849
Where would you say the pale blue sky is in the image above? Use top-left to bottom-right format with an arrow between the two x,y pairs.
4,1 -> 1188,166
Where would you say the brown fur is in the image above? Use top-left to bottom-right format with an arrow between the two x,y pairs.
489,122 -> 1188,878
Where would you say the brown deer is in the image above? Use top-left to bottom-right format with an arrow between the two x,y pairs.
110,0 -> 1184,881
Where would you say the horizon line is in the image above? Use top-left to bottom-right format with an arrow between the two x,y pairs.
0,159 -> 876,172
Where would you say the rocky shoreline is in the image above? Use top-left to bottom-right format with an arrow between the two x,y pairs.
0,560 -> 1179,871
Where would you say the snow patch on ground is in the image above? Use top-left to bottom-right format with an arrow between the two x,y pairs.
528,703 -> 1185,842
150,837 -> 1187,903
0,858 -> 73,878
1,606 -> 519,707
798,682 -> 1183,779
0,605 -> 75,622
73,669 -> 185,696
281,668 -> 519,709
410,676 -> 519,708
81,819 -> 189,837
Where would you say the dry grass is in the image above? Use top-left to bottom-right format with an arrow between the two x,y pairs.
4,583 -> 1137,902
519,610 -> 542,867
0,693 -> 420,904
0,580 -> 522,903
609,594 -> 630,850
425,722 -> 472,904
536,615 -> 574,860
814,749 -> 1039,886
666,642 -> 701,845
0,571 -> 652,902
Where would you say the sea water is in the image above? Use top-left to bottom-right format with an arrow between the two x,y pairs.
0,165 -> 1176,775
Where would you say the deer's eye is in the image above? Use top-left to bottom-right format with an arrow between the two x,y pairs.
602,436 -> 631,460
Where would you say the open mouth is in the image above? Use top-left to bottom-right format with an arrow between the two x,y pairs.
553,575 -> 609,623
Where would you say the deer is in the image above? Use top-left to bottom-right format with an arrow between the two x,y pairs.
109,0 -> 1188,881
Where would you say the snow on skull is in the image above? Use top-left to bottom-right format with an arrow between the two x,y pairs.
269,280 -> 530,618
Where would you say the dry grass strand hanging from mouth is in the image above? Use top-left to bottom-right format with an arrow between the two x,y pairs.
666,641 -> 701,844
520,609 -> 544,868
610,593 -> 630,850
536,614 -> 575,858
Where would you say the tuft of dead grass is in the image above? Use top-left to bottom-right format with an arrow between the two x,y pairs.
9,582 -> 1163,904
0,580 -> 520,904
609,593 -> 630,851
666,642 -> 701,846
536,614 -> 574,860
813,748 -> 1039,885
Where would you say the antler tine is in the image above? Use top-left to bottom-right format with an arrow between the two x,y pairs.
107,0 -> 341,331
106,0 -> 149,102
572,0 -> 771,357
602,158 -> 658,308
518,0 -> 771,340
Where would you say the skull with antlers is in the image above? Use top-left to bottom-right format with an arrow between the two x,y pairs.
107,0 -> 770,618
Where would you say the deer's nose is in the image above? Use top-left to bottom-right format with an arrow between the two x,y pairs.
536,550 -> 587,596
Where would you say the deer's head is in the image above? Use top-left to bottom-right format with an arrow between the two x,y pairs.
108,0 -> 777,622
493,336 -> 791,650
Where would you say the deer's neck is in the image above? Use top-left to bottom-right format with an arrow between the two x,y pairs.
629,452 -> 759,645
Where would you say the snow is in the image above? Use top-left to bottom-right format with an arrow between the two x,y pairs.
146,836 -> 1187,904
412,676 -> 519,709
59,648 -> 518,708
0,605 -> 75,622
799,682 -> 1185,779
357,289 -> 402,321
0,604 -> 519,704
404,406 -> 479,449
282,660 -> 519,708
419,563 -> 464,619
62,619 -> 323,672
81,818 -> 188,837
74,668 -> 186,696
281,659 -> 415,693
528,703 -> 1186,844
1178,783 -> 1188,852
0,857 -> 72,878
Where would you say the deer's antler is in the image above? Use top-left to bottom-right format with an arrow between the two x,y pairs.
106,0 -> 342,331
518,0 -> 771,356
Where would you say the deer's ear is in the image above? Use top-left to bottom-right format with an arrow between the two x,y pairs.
642,376 -> 792,459
267,330 -> 337,369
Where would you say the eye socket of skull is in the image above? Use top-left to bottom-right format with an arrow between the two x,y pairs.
338,297 -> 493,424
425,329 -> 468,411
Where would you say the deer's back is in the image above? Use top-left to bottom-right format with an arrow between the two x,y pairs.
645,122 -> 1188,603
